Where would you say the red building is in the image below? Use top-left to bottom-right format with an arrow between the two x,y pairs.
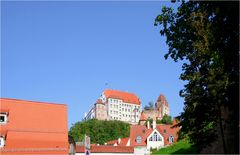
0,98 -> 69,154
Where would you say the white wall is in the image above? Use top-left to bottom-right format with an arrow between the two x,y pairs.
134,146 -> 148,155
76,153 -> 133,155
146,129 -> 164,150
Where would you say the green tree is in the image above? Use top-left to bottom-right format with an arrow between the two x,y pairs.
160,114 -> 172,124
68,119 -> 130,145
155,1 -> 238,153
144,101 -> 154,110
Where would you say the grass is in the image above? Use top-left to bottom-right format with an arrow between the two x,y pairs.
151,140 -> 198,154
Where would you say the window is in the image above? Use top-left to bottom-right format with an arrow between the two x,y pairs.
169,135 -> 174,143
136,136 -> 142,144
149,137 -> 153,141
154,132 -> 158,141
0,137 -> 4,148
0,113 -> 7,124
164,129 -> 166,133
150,132 -> 162,142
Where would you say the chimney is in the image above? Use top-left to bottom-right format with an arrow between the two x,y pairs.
118,138 -> 121,144
153,118 -> 156,129
147,121 -> 150,129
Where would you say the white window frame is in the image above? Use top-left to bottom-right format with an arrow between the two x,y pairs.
169,135 -> 174,143
0,113 -> 7,124
0,137 -> 5,148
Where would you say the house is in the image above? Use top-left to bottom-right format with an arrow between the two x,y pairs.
106,113 -> 179,155
0,98 -> 69,155
84,89 -> 142,124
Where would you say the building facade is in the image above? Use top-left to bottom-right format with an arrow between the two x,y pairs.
143,94 -> 170,120
0,98 -> 69,155
84,89 -> 141,124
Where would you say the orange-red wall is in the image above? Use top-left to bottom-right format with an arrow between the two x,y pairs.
0,98 -> 68,154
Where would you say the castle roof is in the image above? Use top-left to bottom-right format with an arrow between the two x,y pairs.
104,89 -> 140,105
157,94 -> 169,106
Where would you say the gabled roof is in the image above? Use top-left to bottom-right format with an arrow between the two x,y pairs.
104,89 -> 141,105
157,124 -> 178,145
75,145 -> 134,153
130,125 -> 152,146
129,123 -> 179,147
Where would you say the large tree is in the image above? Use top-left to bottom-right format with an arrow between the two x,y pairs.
69,119 -> 130,145
155,1 -> 238,153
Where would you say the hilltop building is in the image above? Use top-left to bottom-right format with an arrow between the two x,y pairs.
143,94 -> 170,120
84,89 -> 141,124
0,98 -> 68,155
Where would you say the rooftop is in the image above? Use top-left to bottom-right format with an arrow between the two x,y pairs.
104,89 -> 141,105
76,145 -> 134,153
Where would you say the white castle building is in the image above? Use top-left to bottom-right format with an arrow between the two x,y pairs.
84,89 -> 141,124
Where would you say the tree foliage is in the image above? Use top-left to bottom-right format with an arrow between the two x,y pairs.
144,101 -> 154,110
68,119 -> 130,145
160,114 -> 172,124
155,1 -> 238,153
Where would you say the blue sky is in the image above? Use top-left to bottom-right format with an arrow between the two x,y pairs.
1,1 -> 184,128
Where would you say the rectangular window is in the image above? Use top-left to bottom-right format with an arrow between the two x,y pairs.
0,113 -> 7,124
0,137 -> 5,148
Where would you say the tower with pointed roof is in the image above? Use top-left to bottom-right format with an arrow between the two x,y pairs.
155,94 -> 170,119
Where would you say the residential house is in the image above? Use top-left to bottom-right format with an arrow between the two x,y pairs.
0,98 -> 69,155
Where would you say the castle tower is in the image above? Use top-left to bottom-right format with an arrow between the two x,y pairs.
155,94 -> 170,119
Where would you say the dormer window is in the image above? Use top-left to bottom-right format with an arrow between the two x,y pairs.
0,137 -> 5,148
0,113 -> 7,124
136,136 -> 142,144
149,132 -> 162,141
169,135 -> 174,143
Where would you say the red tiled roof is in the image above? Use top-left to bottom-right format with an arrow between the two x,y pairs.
106,137 -> 129,146
129,123 -> 179,147
106,139 -> 118,145
130,125 -> 151,146
75,145 -> 134,153
104,89 -> 140,105
139,112 -> 147,121
118,137 -> 130,146
156,124 -> 179,145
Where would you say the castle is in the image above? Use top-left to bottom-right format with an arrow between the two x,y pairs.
143,94 -> 170,120
84,89 -> 141,124
84,90 -> 170,124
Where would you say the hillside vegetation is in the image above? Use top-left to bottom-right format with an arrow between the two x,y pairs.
152,140 -> 198,154
69,119 -> 130,144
